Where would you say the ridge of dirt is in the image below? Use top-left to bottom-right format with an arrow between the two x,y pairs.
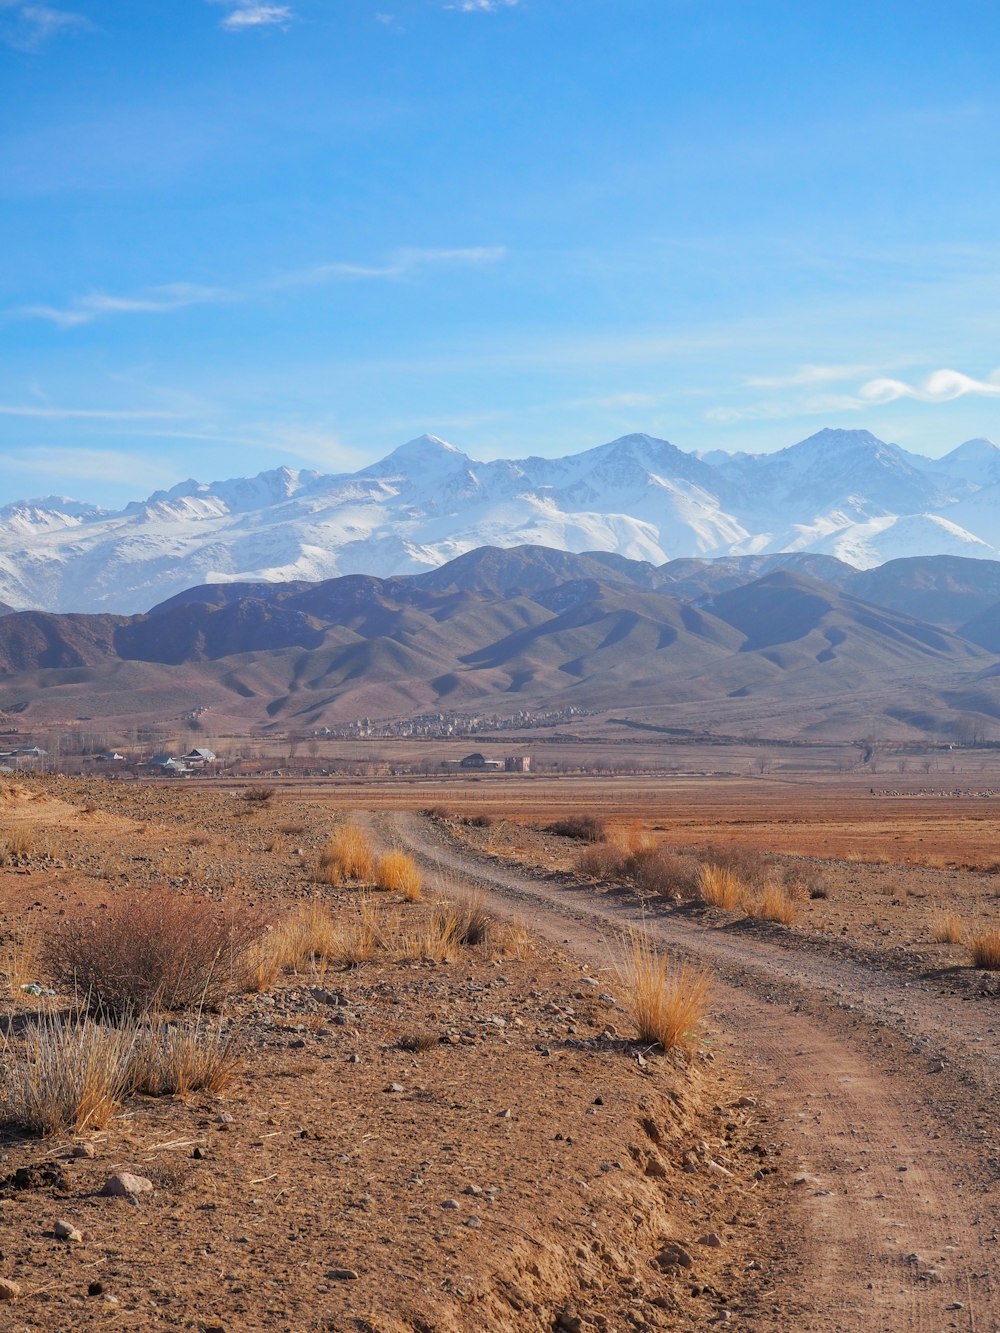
377,809 -> 1000,1333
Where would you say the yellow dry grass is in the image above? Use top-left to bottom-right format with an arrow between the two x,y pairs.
0,920 -> 42,996
131,1019 -> 240,1098
752,884 -> 797,926
615,930 -> 709,1051
316,825 -> 375,884
375,850 -> 423,901
697,863 -> 745,911
932,911 -> 965,945
967,928 -> 1000,970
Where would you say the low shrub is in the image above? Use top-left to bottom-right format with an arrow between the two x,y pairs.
545,815 -> 606,842
751,884 -> 797,925
615,931 -> 709,1051
397,1032 -> 438,1053
696,843 -> 772,890
577,842 -> 630,880
626,846 -> 700,899
447,894 -> 492,947
47,892 -> 265,1018
463,814 -> 494,829
244,784 -> 276,804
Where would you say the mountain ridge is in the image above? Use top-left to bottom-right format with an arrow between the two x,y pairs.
5,427 -> 1000,614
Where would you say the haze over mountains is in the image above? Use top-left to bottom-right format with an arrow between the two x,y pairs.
5,544 -> 1000,742
6,427 -> 1000,616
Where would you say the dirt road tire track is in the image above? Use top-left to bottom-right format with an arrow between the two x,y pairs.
373,809 -> 1000,1333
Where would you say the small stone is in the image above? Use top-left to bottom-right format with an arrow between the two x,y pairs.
216,1112 -> 235,1124
463,1184 -> 483,1196
71,1144 -> 95,1160
644,1158 -> 668,1179
946,1302 -> 964,1311
327,1268 -> 359,1281
441,1198 -> 460,1210
697,1232 -> 724,1248
0,1278 -> 20,1301
386,1083 -> 404,1094
193,1146 -> 207,1160
655,1242 -> 693,1270
579,977 -> 599,987
288,1038 -> 306,1049
54,1219 -> 83,1243
736,1096 -> 757,1108
101,1173 -> 154,1199
496,1108 -> 511,1119
465,1216 -> 482,1229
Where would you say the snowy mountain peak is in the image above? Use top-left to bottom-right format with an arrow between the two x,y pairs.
3,428 -> 1000,613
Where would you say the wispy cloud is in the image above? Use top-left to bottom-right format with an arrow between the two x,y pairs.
0,447 -> 178,489
744,363 -> 879,391
11,248 -> 507,328
859,368 -> 1000,404
14,284 -> 229,330
0,403 -> 191,421
446,0 -> 520,11
0,1 -> 88,51
274,246 -> 507,287
207,1 -> 293,30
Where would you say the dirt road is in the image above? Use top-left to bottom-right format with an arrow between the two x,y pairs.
373,809 -> 1000,1333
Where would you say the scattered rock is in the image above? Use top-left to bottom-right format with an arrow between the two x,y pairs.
736,1096 -> 757,1108
0,1278 -> 20,1301
53,1219 -> 83,1243
463,1184 -> 483,1196
386,1083 -> 404,1094
698,1232 -> 724,1248
101,1173 -> 153,1199
71,1144 -> 95,1160
441,1198 -> 460,1210
327,1268 -> 359,1281
644,1157 -> 668,1179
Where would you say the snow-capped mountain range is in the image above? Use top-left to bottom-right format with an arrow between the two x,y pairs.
5,427 -> 1000,614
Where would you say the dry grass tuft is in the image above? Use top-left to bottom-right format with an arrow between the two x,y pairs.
47,892 -> 266,1018
2,1013 -> 138,1136
967,929 -> 1000,970
317,825 -> 375,885
751,884 -> 797,925
932,911 -> 965,945
0,920 -> 42,996
397,1031 -> 438,1053
132,1019 -> 240,1097
696,863 -> 746,911
375,850 -> 423,901
447,893 -> 491,947
615,931 -> 709,1051
244,784 -> 276,804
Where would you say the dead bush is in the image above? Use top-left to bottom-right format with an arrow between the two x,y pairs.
577,842 -> 629,880
545,815 -> 606,842
447,893 -> 491,947
750,884 -> 797,925
397,1032 -> 438,1053
696,843 -> 772,890
244,784 -> 276,804
626,847 -> 699,899
615,931 -> 709,1051
47,892 -> 265,1018
463,814 -> 494,829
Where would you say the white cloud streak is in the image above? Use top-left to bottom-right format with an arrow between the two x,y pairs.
0,447 -> 178,489
744,363 -> 879,390
0,404 -> 190,421
446,0 -> 520,11
0,1 -> 87,51
10,248 -> 508,328
206,0 -> 292,30
859,368 -> 1000,404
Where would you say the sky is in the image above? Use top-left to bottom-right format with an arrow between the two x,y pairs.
1,0 -> 1000,505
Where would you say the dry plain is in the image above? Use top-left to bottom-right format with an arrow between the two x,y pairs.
0,763 -> 997,1331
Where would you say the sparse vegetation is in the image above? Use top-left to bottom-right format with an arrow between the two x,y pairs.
375,850 -> 423,900
47,892 -> 265,1018
1,1012 -> 138,1136
132,1019 -> 240,1097
751,883 -> 797,925
244,784 -> 276,804
967,928 -> 1000,970
446,893 -> 491,947
615,930 -> 709,1051
932,911 -> 965,944
0,920 -> 42,996
696,863 -> 746,911
316,825 -> 375,884
397,1031 -> 438,1053
545,815 -> 607,842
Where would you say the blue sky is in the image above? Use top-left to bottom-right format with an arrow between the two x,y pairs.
1,0 -> 999,504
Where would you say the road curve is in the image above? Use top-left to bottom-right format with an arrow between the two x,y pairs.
372,809 -> 1000,1333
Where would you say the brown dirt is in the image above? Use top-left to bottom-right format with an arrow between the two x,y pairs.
0,777 -> 782,1332
379,807 -> 1000,1332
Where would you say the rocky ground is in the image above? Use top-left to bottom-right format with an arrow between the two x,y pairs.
0,777 -> 785,1332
